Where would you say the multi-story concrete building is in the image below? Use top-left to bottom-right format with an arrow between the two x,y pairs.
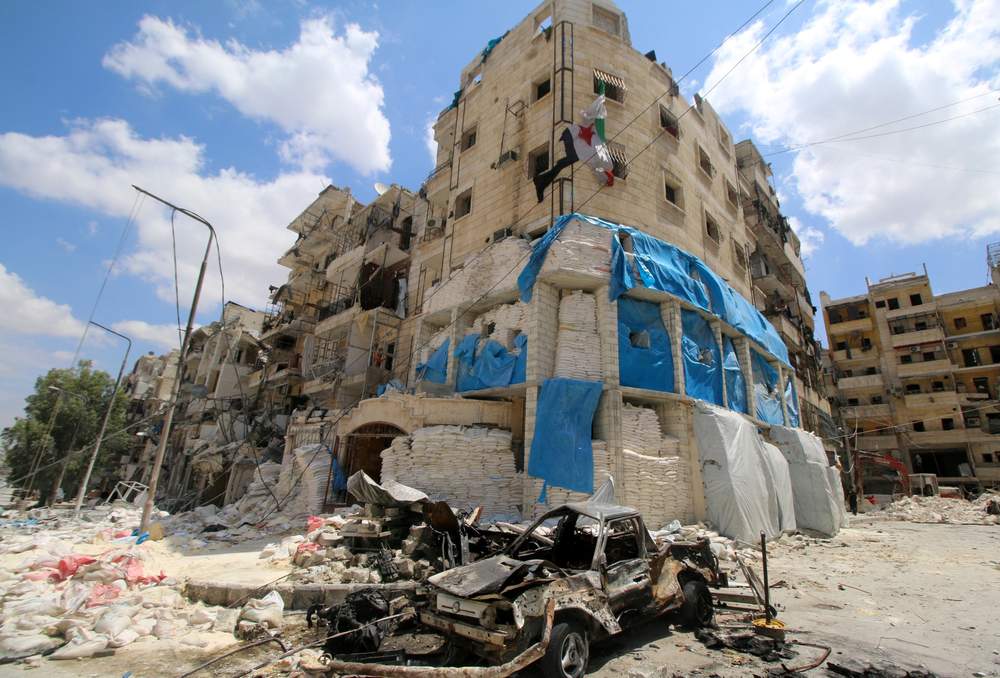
822,251 -> 1000,493
120,350 -> 179,483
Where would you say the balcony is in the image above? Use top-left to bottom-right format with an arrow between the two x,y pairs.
884,302 -> 937,320
828,317 -> 872,336
774,314 -> 801,347
896,358 -> 953,378
855,434 -> 898,451
837,373 -> 884,390
841,403 -> 892,419
890,327 -> 944,348
907,429 -> 969,446
903,391 -> 959,409
831,348 -> 877,363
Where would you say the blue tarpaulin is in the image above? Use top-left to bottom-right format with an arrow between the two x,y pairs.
528,378 -> 603,499
752,350 -> 784,425
723,337 -> 748,414
785,376 -> 801,428
516,213 -> 791,367
454,333 -> 526,392
618,298 -> 674,392
415,338 -> 449,384
682,310 -> 723,405
330,456 -> 347,492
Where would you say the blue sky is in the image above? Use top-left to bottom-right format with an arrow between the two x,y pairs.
1,0 -> 998,429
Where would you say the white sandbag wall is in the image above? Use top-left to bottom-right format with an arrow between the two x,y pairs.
472,301 -> 526,342
539,219 -> 612,279
275,444 -> 331,517
620,403 -> 691,529
424,238 -> 531,315
769,426 -> 844,536
543,440 -> 613,507
555,291 -> 602,381
381,425 -> 521,519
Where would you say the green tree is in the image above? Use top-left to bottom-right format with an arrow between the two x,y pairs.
1,361 -> 129,503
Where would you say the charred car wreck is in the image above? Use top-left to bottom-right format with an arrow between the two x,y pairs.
324,502 -> 723,678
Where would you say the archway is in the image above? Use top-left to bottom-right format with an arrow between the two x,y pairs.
342,422 -> 406,485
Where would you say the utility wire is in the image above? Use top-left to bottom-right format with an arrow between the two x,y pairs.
170,209 -> 183,349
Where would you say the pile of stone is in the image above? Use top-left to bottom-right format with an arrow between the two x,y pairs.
870,492 -> 1000,525
555,291 -> 602,381
381,426 -> 521,520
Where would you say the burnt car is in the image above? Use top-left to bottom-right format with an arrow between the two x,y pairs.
418,502 -> 722,678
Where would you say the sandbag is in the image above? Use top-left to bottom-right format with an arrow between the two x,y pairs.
49,634 -> 110,660
769,426 -> 842,536
238,590 -> 285,630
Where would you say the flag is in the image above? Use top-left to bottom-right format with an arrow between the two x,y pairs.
533,95 -> 615,202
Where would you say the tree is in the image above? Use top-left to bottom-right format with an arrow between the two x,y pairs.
1,361 -> 129,503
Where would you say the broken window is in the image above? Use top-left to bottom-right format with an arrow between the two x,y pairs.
460,126 -> 477,152
733,241 -> 748,270
984,453 -> 995,464
974,376 -> 990,394
454,188 -> 473,219
847,398 -> 859,406
932,381 -> 944,392
726,180 -> 738,207
629,330 -> 651,349
915,321 -> 927,331
698,146 -> 714,177
705,212 -> 721,245
603,518 -> 641,565
835,341 -> 847,351
659,105 -> 679,139
991,346 -> 1000,363
906,383 -> 920,394
593,68 -> 626,103
910,293 -> 923,306
982,313 -> 996,330
923,351 -> 936,362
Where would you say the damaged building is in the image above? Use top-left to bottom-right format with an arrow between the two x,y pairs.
124,0 -> 838,536
823,248 -> 1000,495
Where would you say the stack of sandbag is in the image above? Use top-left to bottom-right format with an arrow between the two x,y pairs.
222,461 -> 282,524
275,444 -> 332,518
768,426 -> 844,536
622,403 -> 663,456
555,291 -> 602,380
622,450 -> 691,529
424,238 -> 531,315
381,426 -> 520,519
472,301 -> 526,342
540,218 -> 612,279
543,440 -> 613,507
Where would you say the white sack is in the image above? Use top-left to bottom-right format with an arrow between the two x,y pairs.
238,590 -> 284,630
693,403 -> 780,544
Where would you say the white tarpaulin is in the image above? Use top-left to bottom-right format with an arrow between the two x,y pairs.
760,442 -> 796,533
693,403 -> 781,543
769,426 -> 844,536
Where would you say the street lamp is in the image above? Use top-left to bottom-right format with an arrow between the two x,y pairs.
73,321 -> 131,517
46,386 -> 86,506
132,185 -> 217,533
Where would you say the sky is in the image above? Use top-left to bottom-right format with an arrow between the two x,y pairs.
1,0 -> 998,430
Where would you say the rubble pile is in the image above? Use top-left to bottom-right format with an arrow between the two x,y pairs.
381,425 -> 520,519
424,237 -> 531,315
871,492 -> 1000,525
555,290 -> 602,381
0,507 -> 238,662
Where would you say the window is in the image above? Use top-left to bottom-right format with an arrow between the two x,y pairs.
454,188 -> 472,219
909,293 -> 923,306
592,5 -> 621,37
913,421 -> 925,432
719,126 -> 731,149
942,418 -> 954,431
991,346 -> 1000,364
982,313 -> 996,330
847,398 -> 859,406
843,369 -> 854,377
664,177 -> 683,208
460,126 -> 477,151
932,381 -> 944,392
887,298 -> 900,310
922,351 -> 936,362
984,453 -> 995,464
829,310 -> 844,324
593,68 -> 626,103
891,324 -> 904,335
659,105 -> 679,139
963,348 -> 981,367
629,330 -> 650,349
875,300 -> 886,308
835,341 -> 847,351
533,77 -> 551,102
726,180 -> 738,207
871,395 -> 883,404
861,337 -> 872,350
733,241 -> 748,270
954,317 -> 967,329
914,321 -> 927,331
535,7 -> 552,33
865,366 -> 877,375
698,146 -> 714,177
607,141 -> 629,179
528,144 -> 549,178
901,355 -> 912,364
905,383 -> 920,394
705,212 -> 721,245
974,376 -> 990,394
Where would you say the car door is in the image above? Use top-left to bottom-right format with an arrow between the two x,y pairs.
601,517 -> 654,619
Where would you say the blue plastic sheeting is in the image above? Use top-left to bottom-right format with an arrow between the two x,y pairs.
454,333 -> 526,392
527,378 -> 603,499
617,298 -> 674,392
376,379 -> 404,396
415,338 -> 449,384
512,334 -> 528,385
516,213 -> 790,366
752,350 -> 784,425
723,337 -> 748,414
681,310 -> 723,406
785,376 -> 801,428
330,456 -> 347,492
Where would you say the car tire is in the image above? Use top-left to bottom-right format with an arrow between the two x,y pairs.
541,621 -> 589,678
679,579 -> 714,628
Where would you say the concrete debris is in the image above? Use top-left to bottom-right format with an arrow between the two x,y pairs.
869,492 -> 1000,525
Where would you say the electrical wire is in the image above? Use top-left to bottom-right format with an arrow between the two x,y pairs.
170,209 -> 183,349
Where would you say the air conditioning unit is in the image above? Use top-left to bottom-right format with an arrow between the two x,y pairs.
491,226 -> 514,243
910,346 -> 921,352
946,341 -> 959,349
497,149 -> 519,165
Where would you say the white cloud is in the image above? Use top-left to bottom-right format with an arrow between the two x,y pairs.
111,320 -> 181,350
104,15 -> 391,175
0,263 -> 85,337
0,118 -> 327,310
56,237 -> 77,253
704,0 -> 1000,246
787,216 -> 824,258
424,116 -> 438,167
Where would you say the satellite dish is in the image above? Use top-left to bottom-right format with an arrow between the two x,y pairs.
374,182 -> 389,195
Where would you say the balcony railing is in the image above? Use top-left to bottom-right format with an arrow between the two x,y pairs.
902,391 -> 959,409
828,316 -> 872,335
896,358 -> 953,378
841,403 -> 892,419
855,434 -> 898,451
837,373 -> 884,390
890,327 -> 944,348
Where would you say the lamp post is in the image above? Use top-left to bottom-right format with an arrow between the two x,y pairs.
74,322 -> 131,517
46,386 -> 87,506
133,185 -> 217,533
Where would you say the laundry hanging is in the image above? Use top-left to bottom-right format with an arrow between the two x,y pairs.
533,95 -> 615,202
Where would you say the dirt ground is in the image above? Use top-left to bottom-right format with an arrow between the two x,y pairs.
4,519 -> 998,677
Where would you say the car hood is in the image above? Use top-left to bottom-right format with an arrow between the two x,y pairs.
427,555 -> 550,598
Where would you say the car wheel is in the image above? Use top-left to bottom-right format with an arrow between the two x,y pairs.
679,579 -> 714,628
541,621 -> 589,678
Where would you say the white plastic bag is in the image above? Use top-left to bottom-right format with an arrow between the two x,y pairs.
238,590 -> 284,629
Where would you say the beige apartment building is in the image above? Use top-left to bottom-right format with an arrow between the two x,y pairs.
130,0 -> 832,520
822,253 -> 1000,492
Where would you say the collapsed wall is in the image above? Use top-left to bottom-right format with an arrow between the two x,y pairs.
621,403 -> 690,529
275,444 -> 331,517
555,291 -> 601,381
381,425 -> 521,519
